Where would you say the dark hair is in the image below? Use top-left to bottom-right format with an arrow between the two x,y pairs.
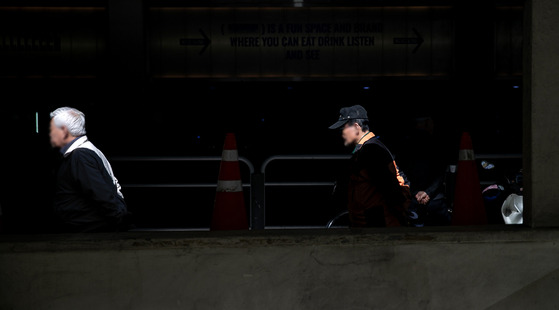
352,118 -> 369,131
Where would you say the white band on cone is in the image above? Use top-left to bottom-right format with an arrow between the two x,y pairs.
222,150 -> 239,162
458,149 -> 475,161
216,179 -> 243,192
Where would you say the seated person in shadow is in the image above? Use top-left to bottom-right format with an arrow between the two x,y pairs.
400,113 -> 452,226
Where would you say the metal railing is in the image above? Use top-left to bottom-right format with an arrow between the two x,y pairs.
256,153 -> 522,228
111,153 -> 522,230
251,155 -> 350,229
111,156 -> 254,188
111,156 -> 256,230
260,155 -> 349,187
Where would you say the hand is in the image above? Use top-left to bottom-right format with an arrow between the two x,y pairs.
415,191 -> 430,205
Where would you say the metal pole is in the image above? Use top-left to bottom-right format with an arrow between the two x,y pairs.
250,173 -> 266,230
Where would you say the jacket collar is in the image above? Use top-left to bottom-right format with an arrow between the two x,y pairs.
63,135 -> 88,157
352,131 -> 376,154
358,131 -> 375,144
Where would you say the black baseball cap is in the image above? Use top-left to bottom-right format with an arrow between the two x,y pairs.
328,105 -> 369,129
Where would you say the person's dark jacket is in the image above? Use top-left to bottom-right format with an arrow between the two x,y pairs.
345,134 -> 411,227
54,141 -> 128,233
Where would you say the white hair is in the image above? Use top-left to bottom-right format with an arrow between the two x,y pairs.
50,107 -> 87,137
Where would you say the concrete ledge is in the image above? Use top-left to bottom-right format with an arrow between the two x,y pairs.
1,225 -> 557,252
2,226 -> 559,310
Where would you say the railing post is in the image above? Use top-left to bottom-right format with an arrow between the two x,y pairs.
250,173 -> 265,230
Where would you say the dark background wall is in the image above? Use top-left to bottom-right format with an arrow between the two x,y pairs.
0,0 -> 523,232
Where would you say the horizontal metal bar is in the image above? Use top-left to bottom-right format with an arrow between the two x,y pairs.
264,226 -> 332,230
122,183 -> 251,188
111,156 -> 222,161
129,228 -> 210,232
129,226 -> 335,231
261,153 -> 522,174
261,154 -> 350,174
110,155 -> 255,174
264,181 -> 498,187
264,182 -> 335,187
475,154 -> 522,159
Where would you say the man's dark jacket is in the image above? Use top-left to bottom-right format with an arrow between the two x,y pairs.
54,137 -> 127,232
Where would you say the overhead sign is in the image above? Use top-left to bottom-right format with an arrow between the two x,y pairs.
149,6 -> 453,79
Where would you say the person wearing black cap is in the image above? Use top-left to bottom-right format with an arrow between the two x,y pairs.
329,105 -> 411,227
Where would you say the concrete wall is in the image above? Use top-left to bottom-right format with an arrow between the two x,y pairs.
2,228 -> 559,310
523,0 -> 559,227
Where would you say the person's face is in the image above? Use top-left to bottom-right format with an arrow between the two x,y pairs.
341,122 -> 360,147
49,119 -> 68,148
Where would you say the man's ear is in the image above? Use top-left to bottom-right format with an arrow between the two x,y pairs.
61,126 -> 70,139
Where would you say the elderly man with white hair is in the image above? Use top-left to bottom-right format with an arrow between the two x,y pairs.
49,107 -> 129,232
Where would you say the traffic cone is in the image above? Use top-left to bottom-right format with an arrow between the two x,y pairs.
210,133 -> 249,230
451,132 -> 487,225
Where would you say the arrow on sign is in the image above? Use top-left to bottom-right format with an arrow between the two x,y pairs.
393,28 -> 424,54
179,29 -> 211,55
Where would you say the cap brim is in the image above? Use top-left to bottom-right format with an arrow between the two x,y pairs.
328,119 -> 348,130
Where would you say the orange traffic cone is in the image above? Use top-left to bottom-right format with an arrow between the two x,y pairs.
451,132 -> 487,225
210,133 -> 249,230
